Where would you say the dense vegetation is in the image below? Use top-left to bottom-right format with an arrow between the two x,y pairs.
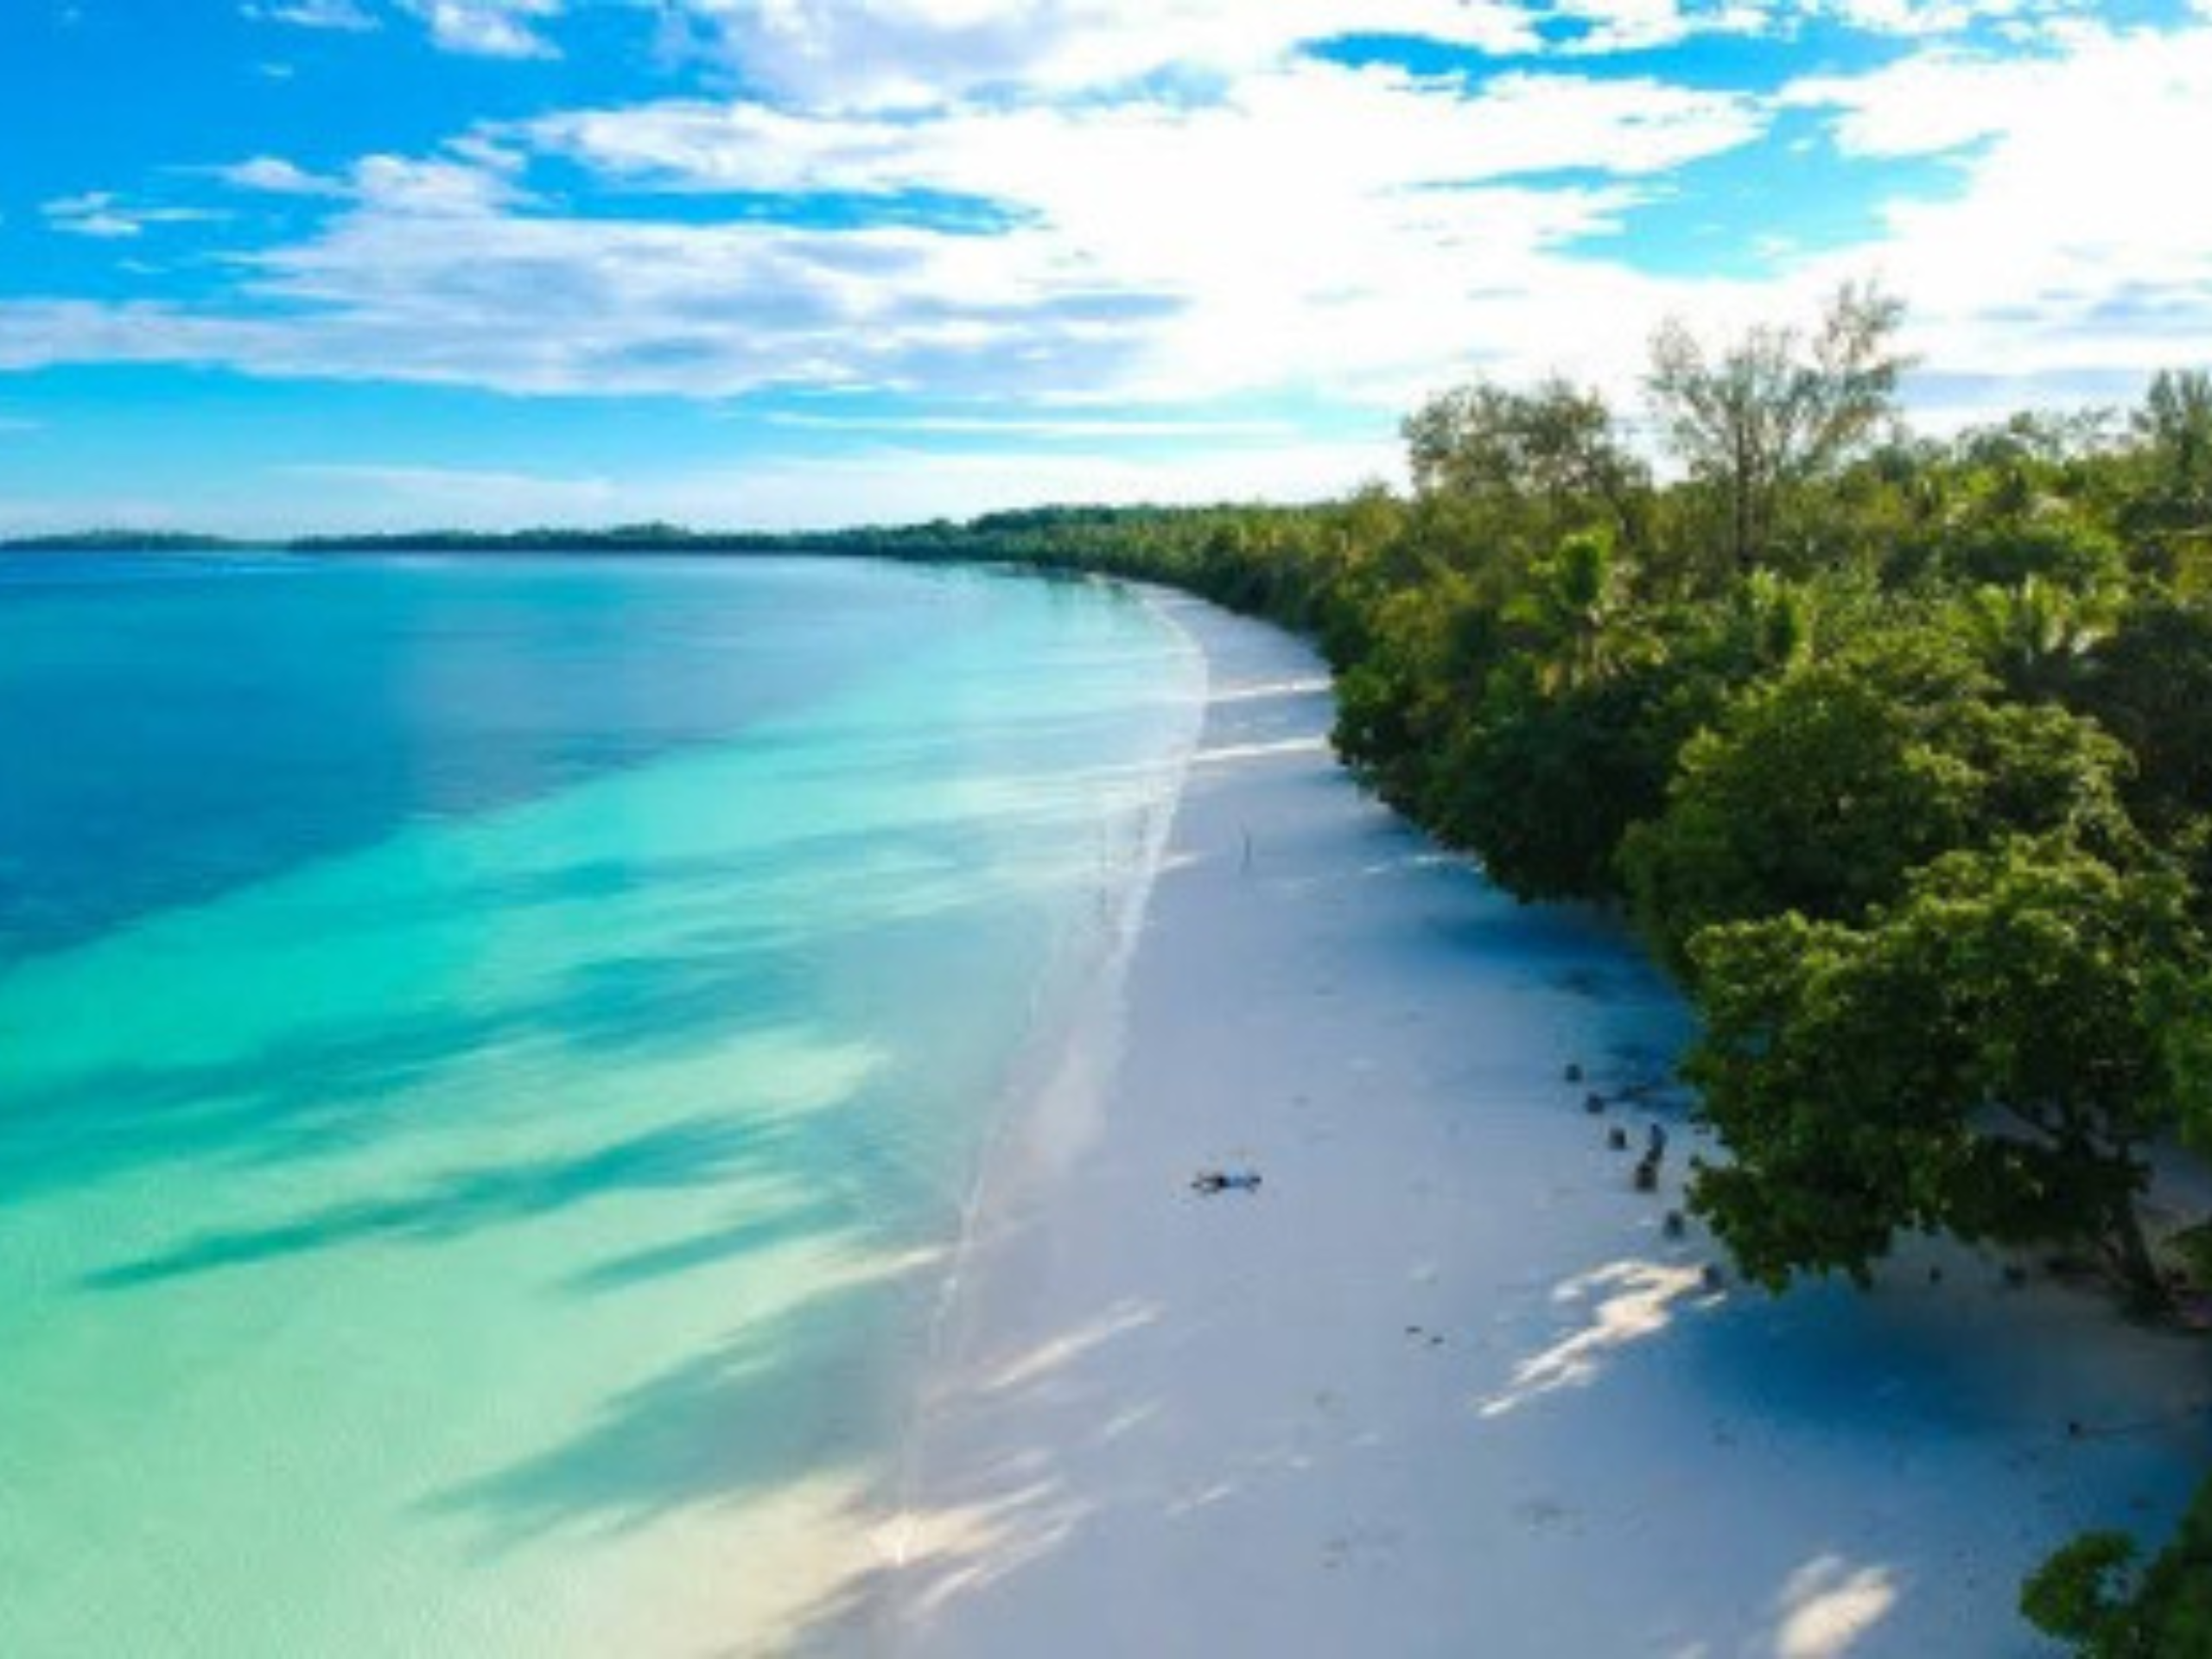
13,292 -> 2209,1644
874,296 -> 2212,1649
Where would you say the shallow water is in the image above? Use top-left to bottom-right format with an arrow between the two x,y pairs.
0,553 -> 1202,1656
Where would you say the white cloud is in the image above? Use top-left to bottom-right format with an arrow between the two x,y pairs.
245,0 -> 569,57
350,152 -> 529,212
241,0 -> 378,30
642,0 -> 2109,105
219,156 -> 349,195
658,0 -> 1537,105
1785,17 -> 2212,414
0,183 -> 1707,409
228,0 -> 2118,87
530,62 -> 1758,194
1785,47 -> 2052,157
1548,0 -> 1765,55
1811,0 -> 2094,40
41,192 -> 230,239
10,1 -> 2209,457
493,60 -> 1765,402
0,62 -> 1764,408
41,193 -> 143,239
236,207 -> 1157,395
211,151 -> 525,213
0,302 -> 288,374
401,0 -> 561,57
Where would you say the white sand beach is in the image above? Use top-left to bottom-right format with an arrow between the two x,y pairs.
884,594 -> 2211,1658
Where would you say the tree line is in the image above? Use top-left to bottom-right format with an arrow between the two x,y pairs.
905,293 -> 2212,1654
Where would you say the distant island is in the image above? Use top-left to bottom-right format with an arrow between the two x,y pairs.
1,505 -> 1252,563
3,529 -> 257,553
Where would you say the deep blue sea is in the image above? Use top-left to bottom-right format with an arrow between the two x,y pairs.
0,552 -> 1202,1655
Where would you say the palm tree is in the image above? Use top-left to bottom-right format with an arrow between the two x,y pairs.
1508,531 -> 1656,695
1961,575 -> 2115,701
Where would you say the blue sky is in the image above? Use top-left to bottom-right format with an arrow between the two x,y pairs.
1,0 -> 2208,535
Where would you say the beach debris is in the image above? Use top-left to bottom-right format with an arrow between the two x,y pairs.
1663,1211 -> 1687,1240
1585,1092 -> 1607,1115
1632,1154 -> 1660,1192
1700,1263 -> 1726,1292
1606,1126 -> 1630,1151
1929,1265 -> 1946,1285
2003,1263 -> 2029,1289
1565,1062 -> 1585,1084
1646,1122 -> 1669,1161
1192,1168 -> 1263,1196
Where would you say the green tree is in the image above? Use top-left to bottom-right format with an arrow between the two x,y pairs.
2072,596 -> 2212,839
1402,376 -> 1649,558
1732,569 -> 1813,672
1647,282 -> 1910,579
1332,571 -> 1495,815
1937,513 -> 2126,594
2120,370 -> 2212,589
1620,630 -> 2139,966
1958,575 -> 2115,702
2131,372 -> 2212,517
1503,531 -> 1656,696
2158,956 -> 2212,1155
1425,658 -> 1694,903
2024,1473 -> 2212,1656
1685,838 -> 2200,1303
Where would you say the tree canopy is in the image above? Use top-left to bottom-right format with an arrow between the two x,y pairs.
1686,838 -> 2198,1301
1646,281 -> 1910,580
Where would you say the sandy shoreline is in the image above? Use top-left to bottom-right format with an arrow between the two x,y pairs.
882,594 -> 2210,1658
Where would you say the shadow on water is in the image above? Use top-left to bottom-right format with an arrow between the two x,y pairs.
0,864 -> 962,1211
0,743 -> 1154,1214
0,983 -> 796,1211
81,1115 -> 802,1291
302,843 -> 798,931
563,1199 -> 856,1299
1,1005 -> 551,1202
427,1267 -> 921,1552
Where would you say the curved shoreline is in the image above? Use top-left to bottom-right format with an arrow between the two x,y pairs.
881,580 -> 1211,1574
880,594 -> 2210,1657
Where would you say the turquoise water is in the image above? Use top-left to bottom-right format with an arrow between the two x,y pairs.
0,554 -> 1203,1656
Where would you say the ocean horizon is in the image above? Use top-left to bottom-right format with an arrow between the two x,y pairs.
0,550 -> 1203,1655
